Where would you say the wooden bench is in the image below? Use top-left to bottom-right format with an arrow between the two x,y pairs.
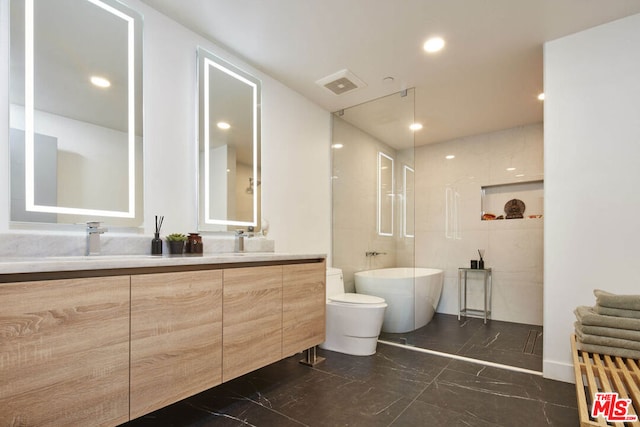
571,334 -> 640,426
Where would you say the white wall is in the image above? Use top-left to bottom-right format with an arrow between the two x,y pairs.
544,13 -> 640,382
0,0 -> 9,231
260,77 -> 331,254
0,0 -> 331,255
414,124 -> 544,325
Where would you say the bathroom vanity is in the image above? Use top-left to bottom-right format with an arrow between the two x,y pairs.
0,254 -> 326,426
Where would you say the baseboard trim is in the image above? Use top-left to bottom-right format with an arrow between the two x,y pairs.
543,359 -> 575,383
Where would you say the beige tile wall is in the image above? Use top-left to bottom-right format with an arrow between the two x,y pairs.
413,123 -> 544,325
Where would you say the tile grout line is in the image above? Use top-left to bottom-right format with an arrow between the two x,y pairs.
385,354 -> 455,427
185,399 -> 310,427
377,340 -> 543,376
522,329 -> 537,354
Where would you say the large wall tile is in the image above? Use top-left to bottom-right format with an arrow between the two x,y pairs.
415,123 -> 543,325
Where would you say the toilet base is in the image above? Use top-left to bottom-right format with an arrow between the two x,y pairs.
319,336 -> 380,356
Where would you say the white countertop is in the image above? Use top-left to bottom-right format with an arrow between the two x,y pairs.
0,252 -> 326,275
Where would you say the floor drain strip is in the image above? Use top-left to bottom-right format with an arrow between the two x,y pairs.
378,339 -> 543,376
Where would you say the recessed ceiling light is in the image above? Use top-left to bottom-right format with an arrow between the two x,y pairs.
445,155 -> 455,160
423,37 -> 445,53
217,121 -> 231,130
538,93 -> 545,101
410,123 -> 423,131
515,174 -> 525,177
90,76 -> 111,88
506,167 -> 516,171
331,143 -> 344,149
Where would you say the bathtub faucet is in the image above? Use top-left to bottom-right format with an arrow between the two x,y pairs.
365,251 -> 387,257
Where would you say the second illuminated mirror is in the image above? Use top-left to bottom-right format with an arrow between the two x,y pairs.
378,152 -> 394,236
197,48 -> 261,231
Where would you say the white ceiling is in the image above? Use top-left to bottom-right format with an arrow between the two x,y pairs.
140,0 -> 640,146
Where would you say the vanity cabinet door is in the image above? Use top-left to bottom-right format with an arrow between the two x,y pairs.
222,265 -> 283,382
130,270 -> 223,419
0,276 -> 130,427
282,261 -> 326,356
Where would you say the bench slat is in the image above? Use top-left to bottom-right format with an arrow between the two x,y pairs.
571,334 -> 640,427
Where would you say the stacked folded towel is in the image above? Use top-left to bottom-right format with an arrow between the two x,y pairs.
574,289 -> 640,359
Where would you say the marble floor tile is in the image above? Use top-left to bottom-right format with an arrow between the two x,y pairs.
415,367 -> 577,426
380,313 -> 486,354
380,313 -> 543,371
390,399 -> 500,427
122,342 -> 578,427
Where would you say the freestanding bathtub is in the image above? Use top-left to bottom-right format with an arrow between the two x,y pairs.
355,268 -> 443,333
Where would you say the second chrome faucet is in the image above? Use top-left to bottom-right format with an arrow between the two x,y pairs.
365,251 -> 387,257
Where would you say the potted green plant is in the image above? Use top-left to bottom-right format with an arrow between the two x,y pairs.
165,233 -> 187,255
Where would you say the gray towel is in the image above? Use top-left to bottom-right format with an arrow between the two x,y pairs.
575,321 -> 640,342
574,306 -> 640,331
595,304 -> 640,319
594,289 -> 640,311
575,327 -> 640,351
575,340 -> 640,360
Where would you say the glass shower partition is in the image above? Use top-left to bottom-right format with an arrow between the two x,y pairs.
331,89 -> 416,293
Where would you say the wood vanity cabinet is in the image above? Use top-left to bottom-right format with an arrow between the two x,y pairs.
0,276 -> 130,427
222,265 -> 283,382
221,261 -> 326,382
130,270 -> 223,419
0,257 -> 325,426
282,262 -> 326,356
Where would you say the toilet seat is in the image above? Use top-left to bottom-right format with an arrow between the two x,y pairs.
328,293 -> 387,306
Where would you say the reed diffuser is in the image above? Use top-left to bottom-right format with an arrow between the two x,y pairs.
478,249 -> 485,269
151,215 -> 164,255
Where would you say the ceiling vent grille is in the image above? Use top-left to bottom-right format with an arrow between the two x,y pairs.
316,69 -> 367,95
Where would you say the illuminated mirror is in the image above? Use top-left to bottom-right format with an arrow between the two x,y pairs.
403,165 -> 414,237
378,152 -> 394,236
9,0 -> 143,226
197,47 -> 261,231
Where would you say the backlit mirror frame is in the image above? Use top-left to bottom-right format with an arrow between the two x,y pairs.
403,164 -> 414,238
10,0 -> 142,222
377,151 -> 394,236
197,47 -> 261,231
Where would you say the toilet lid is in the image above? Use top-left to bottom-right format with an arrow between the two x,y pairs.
329,293 -> 386,305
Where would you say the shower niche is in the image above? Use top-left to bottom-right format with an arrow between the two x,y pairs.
481,180 -> 543,220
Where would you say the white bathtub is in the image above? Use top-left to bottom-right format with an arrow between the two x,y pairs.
354,268 -> 443,333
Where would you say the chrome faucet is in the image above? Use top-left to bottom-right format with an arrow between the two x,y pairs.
86,221 -> 108,255
235,230 -> 245,253
365,251 -> 387,257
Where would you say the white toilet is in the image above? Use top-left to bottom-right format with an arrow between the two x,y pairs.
319,268 -> 387,356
